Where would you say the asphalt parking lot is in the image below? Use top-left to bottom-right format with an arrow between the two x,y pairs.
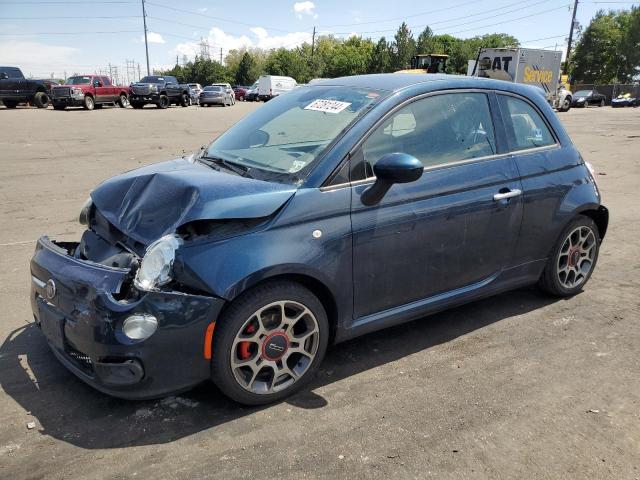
0,102 -> 639,479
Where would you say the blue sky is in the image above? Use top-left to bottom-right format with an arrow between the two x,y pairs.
0,0 -> 637,79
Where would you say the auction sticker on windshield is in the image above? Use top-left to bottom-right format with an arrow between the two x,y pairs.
305,99 -> 351,114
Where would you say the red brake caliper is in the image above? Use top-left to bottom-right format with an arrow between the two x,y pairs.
239,324 -> 256,360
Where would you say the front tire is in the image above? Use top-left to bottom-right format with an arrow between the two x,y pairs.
600,99 -> 605,107
180,93 -> 189,107
2,100 -> 18,109
559,97 -> 571,112
211,281 -> 329,406
157,95 -> 169,109
83,95 -> 95,110
538,216 -> 600,297
130,101 -> 143,109
33,92 -> 50,108
118,93 -> 128,108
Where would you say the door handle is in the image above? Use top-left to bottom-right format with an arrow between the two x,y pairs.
493,188 -> 522,201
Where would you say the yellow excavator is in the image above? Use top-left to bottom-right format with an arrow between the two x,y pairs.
395,54 -> 449,74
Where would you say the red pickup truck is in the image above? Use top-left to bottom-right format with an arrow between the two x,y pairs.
50,75 -> 129,110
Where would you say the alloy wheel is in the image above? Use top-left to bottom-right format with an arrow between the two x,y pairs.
230,300 -> 320,395
556,226 -> 596,289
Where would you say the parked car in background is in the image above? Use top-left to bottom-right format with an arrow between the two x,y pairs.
51,75 -> 129,110
199,85 -> 234,106
129,75 -> 190,109
245,82 -> 259,102
571,90 -> 606,107
31,74 -> 607,405
0,66 -> 50,108
211,83 -> 235,105
186,85 -> 199,106
233,86 -> 248,101
188,83 -> 203,97
257,75 -> 297,101
611,92 -> 638,108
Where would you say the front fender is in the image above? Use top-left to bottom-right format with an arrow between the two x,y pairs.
175,187 -> 354,328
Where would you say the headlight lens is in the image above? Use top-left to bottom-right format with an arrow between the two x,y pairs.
149,84 -> 158,92
78,196 -> 92,225
134,234 -> 181,290
122,314 -> 158,340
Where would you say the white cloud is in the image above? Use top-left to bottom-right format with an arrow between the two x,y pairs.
144,32 -> 166,44
197,7 -> 208,12
0,40 -> 79,77
293,1 -> 317,19
171,27 -> 312,62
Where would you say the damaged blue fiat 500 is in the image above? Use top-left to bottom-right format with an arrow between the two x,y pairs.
30,74 -> 608,405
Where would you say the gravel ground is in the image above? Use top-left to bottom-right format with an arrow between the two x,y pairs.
0,102 -> 638,480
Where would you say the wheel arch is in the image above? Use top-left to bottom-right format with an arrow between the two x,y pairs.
577,205 -> 609,240
224,270 -> 340,344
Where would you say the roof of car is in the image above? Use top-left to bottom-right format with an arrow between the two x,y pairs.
309,73 -> 540,96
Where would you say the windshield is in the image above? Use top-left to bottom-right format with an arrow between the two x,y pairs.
66,76 -> 91,85
204,86 -> 223,92
204,85 -> 383,183
189,83 -> 199,88
575,90 -> 592,97
139,76 -> 164,84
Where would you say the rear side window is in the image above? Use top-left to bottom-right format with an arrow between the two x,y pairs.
357,92 -> 497,178
1,68 -> 23,79
498,95 -> 555,151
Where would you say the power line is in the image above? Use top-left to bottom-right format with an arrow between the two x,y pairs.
0,30 -> 140,36
145,1 -> 291,33
1,0 -> 136,3
318,0 -> 547,29
2,15 -> 141,19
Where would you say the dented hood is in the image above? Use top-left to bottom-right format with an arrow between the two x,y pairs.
91,158 -> 296,245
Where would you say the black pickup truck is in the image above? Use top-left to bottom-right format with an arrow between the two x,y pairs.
129,75 -> 190,109
0,66 -> 50,108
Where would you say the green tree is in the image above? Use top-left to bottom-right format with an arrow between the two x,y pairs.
390,22 -> 416,70
370,37 -> 392,73
571,10 -> 632,83
326,36 -> 374,77
621,7 -> 640,81
264,48 -> 309,82
235,52 -> 256,85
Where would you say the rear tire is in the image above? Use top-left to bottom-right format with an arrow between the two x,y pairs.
600,99 -> 605,107
559,97 -> 571,112
211,281 -> 329,406
538,216 -> 600,297
180,93 -> 189,107
83,95 -> 95,110
33,92 -> 49,108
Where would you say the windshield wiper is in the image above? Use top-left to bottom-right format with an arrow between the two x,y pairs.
199,155 -> 253,178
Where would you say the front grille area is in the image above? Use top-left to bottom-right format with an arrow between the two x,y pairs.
65,345 -> 94,375
131,85 -> 151,95
52,87 -> 71,98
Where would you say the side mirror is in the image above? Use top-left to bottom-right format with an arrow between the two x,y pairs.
361,153 -> 423,206
94,80 -> 103,87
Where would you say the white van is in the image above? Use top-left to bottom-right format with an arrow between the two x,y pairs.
257,75 -> 297,101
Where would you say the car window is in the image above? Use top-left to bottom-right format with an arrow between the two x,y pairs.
497,95 -> 555,151
102,76 -> 111,86
357,92 -> 497,178
1,68 -> 23,79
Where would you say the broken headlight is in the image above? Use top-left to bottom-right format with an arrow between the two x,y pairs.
134,234 -> 182,291
78,197 -> 93,225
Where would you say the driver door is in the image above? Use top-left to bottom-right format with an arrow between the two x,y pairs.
351,91 -> 523,319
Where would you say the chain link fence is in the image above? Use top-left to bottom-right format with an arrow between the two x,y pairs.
571,83 -> 640,105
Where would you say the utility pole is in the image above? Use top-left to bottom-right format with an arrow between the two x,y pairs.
220,48 -> 223,64
141,0 -> 150,76
564,0 -> 579,74
137,63 -> 141,80
311,26 -> 316,58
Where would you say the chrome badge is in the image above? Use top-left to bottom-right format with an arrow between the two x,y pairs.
45,279 -> 57,300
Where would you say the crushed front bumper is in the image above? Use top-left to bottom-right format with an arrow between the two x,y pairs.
30,237 -> 225,399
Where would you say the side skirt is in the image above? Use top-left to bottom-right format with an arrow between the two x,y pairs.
335,259 -> 547,343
